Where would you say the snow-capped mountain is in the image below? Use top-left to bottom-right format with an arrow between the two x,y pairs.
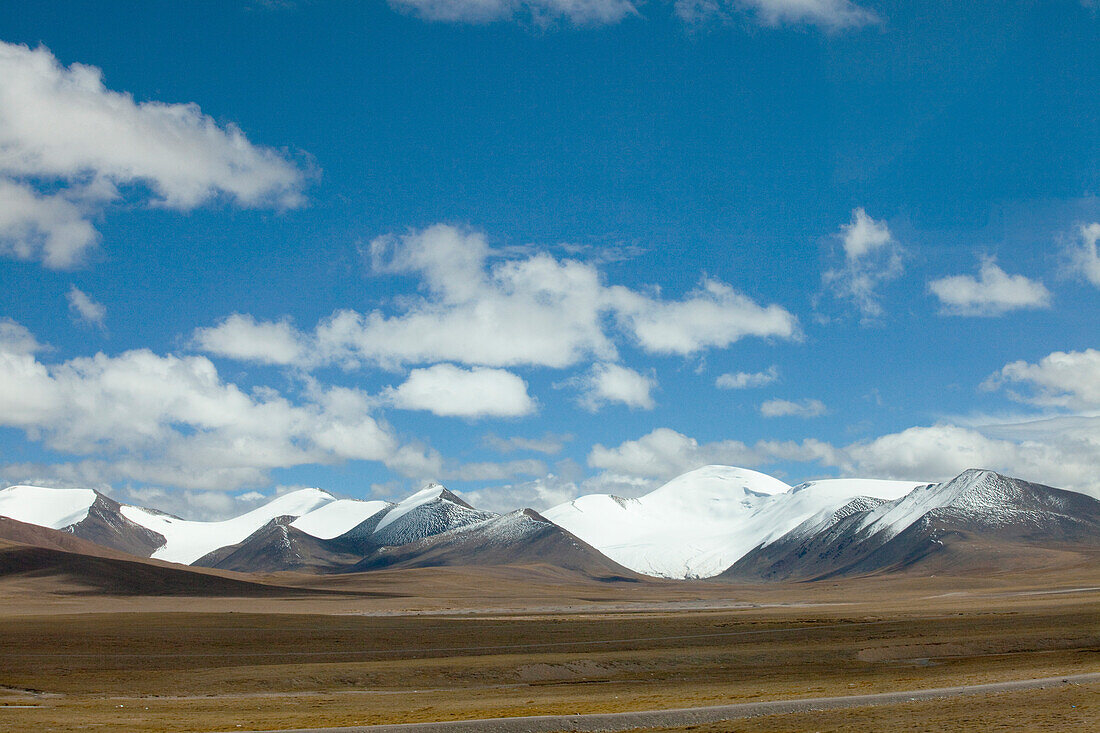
0,485 -> 165,556
0,485 -> 98,529
0,485 -> 391,566
194,516 -> 366,574
3,468 -> 1098,580
289,499 -> 392,540
723,469 -> 1100,580
332,484 -> 496,552
543,466 -> 925,578
120,488 -> 342,564
351,508 -> 638,579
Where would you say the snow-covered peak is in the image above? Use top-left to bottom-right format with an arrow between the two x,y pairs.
245,488 -> 336,519
373,483 -> 455,533
854,469 -> 1028,541
0,485 -> 98,530
788,478 -> 928,502
545,465 -> 935,578
121,488 -> 337,564
647,465 -> 791,503
290,499 -> 391,540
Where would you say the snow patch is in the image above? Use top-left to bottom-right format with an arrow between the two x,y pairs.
373,483 -> 448,533
291,499 -> 391,540
0,485 -> 98,530
121,488 -> 336,564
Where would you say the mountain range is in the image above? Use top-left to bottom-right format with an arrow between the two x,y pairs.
1,466 -> 1098,581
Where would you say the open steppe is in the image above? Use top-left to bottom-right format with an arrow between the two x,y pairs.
1,550 -> 1098,732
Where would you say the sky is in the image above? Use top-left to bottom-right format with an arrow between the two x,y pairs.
1,0 -> 1099,519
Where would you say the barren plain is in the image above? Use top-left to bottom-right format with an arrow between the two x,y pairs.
1,549 -> 1098,732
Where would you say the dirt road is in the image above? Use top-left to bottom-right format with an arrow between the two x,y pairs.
237,673 -> 1100,733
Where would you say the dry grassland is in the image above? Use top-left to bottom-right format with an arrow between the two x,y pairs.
0,562 -> 1097,732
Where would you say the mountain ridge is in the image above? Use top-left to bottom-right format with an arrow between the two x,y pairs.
1,467 -> 1097,580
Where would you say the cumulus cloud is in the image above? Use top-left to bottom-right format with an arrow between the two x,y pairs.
610,278 -> 799,355
456,459 -> 655,512
389,0 -> 638,24
448,458 -> 548,481
573,362 -> 656,411
589,420 -> 1100,500
835,348 -> 1100,497
1068,222 -> 1100,287
0,179 -> 101,268
0,318 -> 45,355
984,349 -> 1100,410
0,41 -> 307,268
928,258 -> 1051,316
840,421 -> 1100,499
822,208 -> 903,319
195,224 -> 798,370
0,322 -> 438,491
587,427 -> 836,480
383,363 -> 537,418
760,397 -> 826,418
716,365 -> 778,389
66,286 -> 106,328
191,314 -> 306,366
109,486 -> 273,522
457,473 -> 585,513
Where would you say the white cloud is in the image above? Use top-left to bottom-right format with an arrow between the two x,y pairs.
110,486 -> 273,522
0,322 -> 436,491
589,421 -> 1100,500
1069,222 -> 1100,287
928,258 -> 1051,316
192,314 -> 306,366
611,278 -> 799,355
66,286 -> 106,328
483,432 -> 572,455
448,458 -> 548,481
822,208 -> 903,319
760,397 -> 826,418
984,349 -> 1100,410
840,421 -> 1100,500
677,0 -> 878,28
589,428 -> 756,479
587,426 -> 836,481
841,425 -> 1010,483
0,318 -> 45,355
456,459 -> 655,512
383,363 -> 537,418
318,225 -> 617,369
840,206 -> 892,259
196,224 -> 798,370
390,0 -> 876,28
0,41 -> 307,268
457,473 -> 584,513
389,0 -> 638,24
574,362 -> 656,411
0,179 -> 101,269
716,365 -> 778,389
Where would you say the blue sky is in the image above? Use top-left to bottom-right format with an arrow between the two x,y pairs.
1,0 -> 1099,518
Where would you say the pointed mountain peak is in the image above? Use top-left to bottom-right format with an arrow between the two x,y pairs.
274,487 -> 337,502
952,468 -> 1000,483
395,483 -> 473,509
